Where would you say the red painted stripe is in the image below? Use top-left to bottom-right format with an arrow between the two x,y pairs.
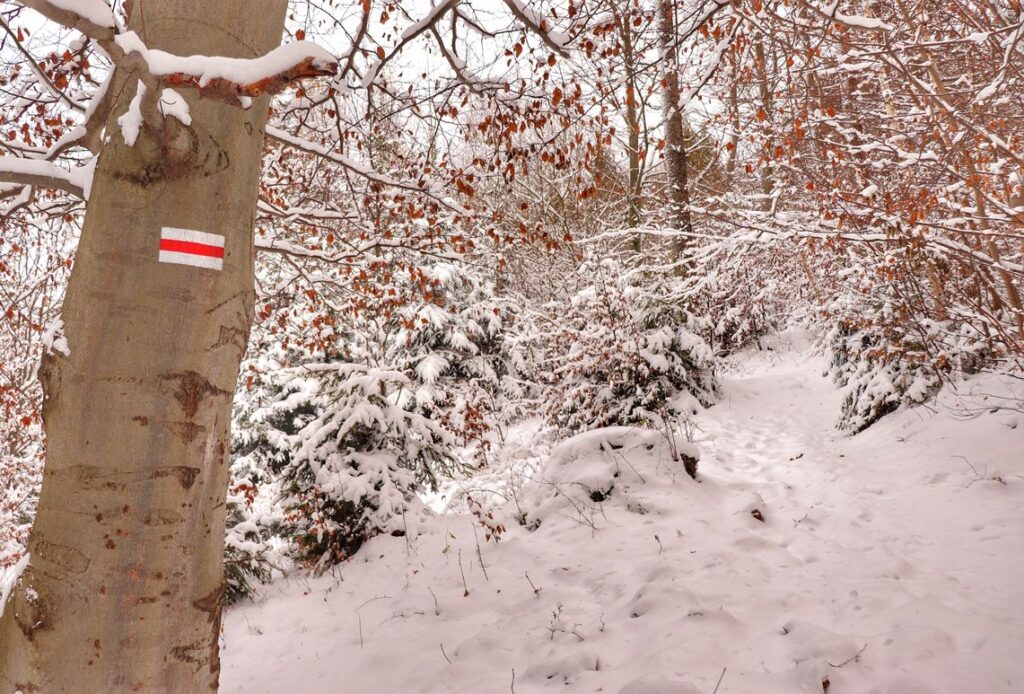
159,239 -> 225,258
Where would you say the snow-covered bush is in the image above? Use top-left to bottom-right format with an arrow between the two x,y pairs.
537,262 -> 717,435
828,323 -> 938,433
381,262 -> 530,463
817,237 -> 1006,433
223,454 -> 288,604
227,252 -> 531,580
678,229 -> 807,356
828,318 -> 993,433
267,363 -> 456,570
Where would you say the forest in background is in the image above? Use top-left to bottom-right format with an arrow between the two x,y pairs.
1,0 -> 1022,601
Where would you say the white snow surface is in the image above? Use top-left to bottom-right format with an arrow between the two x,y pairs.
41,317 -> 70,357
0,553 -> 29,620
48,0 -> 114,27
223,329 -> 1024,693
158,88 -> 191,126
117,80 -> 146,146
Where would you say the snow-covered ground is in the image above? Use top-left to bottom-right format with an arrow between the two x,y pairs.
222,330 -> 1024,693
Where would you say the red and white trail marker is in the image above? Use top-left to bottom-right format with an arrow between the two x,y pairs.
158,227 -> 225,271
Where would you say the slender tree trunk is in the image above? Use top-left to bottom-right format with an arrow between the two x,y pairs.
753,38 -> 774,214
659,0 -> 692,264
725,79 -> 739,183
621,12 -> 643,250
0,1 -> 286,691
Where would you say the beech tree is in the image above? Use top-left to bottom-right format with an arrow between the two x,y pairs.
0,0 -> 333,690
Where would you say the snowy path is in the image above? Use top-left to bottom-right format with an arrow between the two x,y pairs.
695,339 -> 1024,693
223,336 -> 1024,693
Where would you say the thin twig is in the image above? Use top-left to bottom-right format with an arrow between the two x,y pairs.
712,667 -> 727,694
524,571 -> 541,596
828,644 -> 867,668
472,521 -> 489,581
458,548 -> 470,596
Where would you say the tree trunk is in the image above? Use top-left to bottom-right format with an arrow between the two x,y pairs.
621,11 -> 643,249
753,38 -> 774,214
725,79 -> 739,183
0,1 -> 286,691
659,0 -> 692,257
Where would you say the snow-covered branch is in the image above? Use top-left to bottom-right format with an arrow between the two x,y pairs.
17,0 -> 116,40
0,156 -> 91,199
112,32 -> 337,103
502,0 -> 570,56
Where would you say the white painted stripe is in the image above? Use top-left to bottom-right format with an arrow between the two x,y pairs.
160,226 -> 225,247
158,250 -> 224,270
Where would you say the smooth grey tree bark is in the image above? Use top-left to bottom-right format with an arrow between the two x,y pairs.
0,1 -> 287,691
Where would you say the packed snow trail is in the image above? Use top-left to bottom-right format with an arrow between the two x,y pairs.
222,332 -> 1024,693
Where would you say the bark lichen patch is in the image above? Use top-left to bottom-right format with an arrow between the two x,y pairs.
37,352 -> 63,419
63,465 -> 200,491
13,587 -> 46,642
141,509 -> 184,527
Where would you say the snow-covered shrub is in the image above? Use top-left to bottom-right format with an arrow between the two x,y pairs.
538,262 -> 717,435
818,237 -> 1005,433
678,229 -> 807,355
231,252 -> 532,576
267,363 -> 456,570
827,318 -> 993,433
382,262 -> 529,463
828,322 -> 938,433
222,454 -> 287,604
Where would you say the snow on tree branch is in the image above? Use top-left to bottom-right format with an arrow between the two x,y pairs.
17,0 -> 116,40
112,32 -> 337,102
502,0 -> 570,56
0,156 -> 92,199
808,1 -> 892,32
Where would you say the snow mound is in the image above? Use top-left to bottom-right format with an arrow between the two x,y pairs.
520,426 -> 700,528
